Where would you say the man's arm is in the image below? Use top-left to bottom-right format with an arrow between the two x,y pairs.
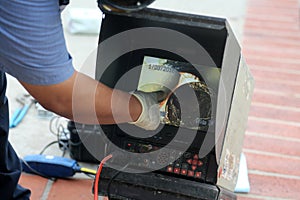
20,71 -> 142,125
1,0 -> 160,130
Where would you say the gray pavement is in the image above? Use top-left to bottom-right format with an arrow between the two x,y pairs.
7,0 -> 247,177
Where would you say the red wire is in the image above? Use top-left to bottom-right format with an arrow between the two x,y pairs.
94,154 -> 113,200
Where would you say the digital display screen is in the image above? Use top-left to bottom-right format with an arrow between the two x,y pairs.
137,56 -> 220,131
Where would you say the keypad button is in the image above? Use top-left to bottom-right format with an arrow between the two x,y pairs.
174,168 -> 180,174
192,160 -> 198,166
191,165 -> 197,171
186,159 -> 192,164
167,166 -> 173,172
187,170 -> 194,177
193,154 -> 199,160
195,172 -> 202,178
181,169 -> 187,175
198,160 -> 203,166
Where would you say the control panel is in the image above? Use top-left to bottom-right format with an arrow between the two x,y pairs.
68,122 -> 217,183
122,141 -> 209,182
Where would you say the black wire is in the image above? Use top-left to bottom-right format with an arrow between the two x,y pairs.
107,163 -> 129,200
57,129 -> 69,156
61,147 -> 67,157
42,117 -> 91,159
39,141 -> 58,155
49,116 -> 61,136
83,173 -> 95,179
107,171 -> 121,200
46,116 -> 70,156
68,139 -> 82,146
47,116 -> 72,156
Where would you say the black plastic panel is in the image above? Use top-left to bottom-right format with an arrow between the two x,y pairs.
97,167 -> 221,200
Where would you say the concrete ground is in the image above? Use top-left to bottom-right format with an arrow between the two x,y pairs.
6,0 -> 300,199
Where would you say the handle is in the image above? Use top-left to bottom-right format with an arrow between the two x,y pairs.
9,107 -> 22,128
10,104 -> 30,128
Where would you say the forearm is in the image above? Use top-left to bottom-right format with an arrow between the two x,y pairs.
20,71 -> 142,124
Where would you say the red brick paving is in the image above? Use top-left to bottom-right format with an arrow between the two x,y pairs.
238,197 -> 262,200
19,174 -> 48,200
244,151 -> 300,177
245,48 -> 300,60
251,68 -> 300,81
239,0 -> 300,199
252,77 -> 300,92
247,174 -> 300,199
246,57 -> 300,70
47,179 -> 93,200
249,105 -> 300,122
244,134 -> 300,158
19,174 -> 94,200
251,92 -> 300,108
247,118 -> 300,139
247,119 -> 300,139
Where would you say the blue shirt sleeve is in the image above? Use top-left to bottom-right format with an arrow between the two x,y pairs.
0,0 -> 75,85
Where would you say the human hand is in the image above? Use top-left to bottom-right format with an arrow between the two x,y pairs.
129,91 -> 162,130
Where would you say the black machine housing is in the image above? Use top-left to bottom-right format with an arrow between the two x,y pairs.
70,6 -> 242,200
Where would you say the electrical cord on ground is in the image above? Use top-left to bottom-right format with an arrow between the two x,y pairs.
40,116 -> 70,156
80,167 -> 97,175
84,173 -> 95,179
94,154 -> 113,200
74,167 -> 96,179
39,141 -> 58,155
49,116 -> 64,136
37,117 -> 100,179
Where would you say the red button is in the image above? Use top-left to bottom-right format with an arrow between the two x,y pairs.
186,159 -> 192,164
187,170 -> 194,177
192,160 -> 197,166
174,168 -> 180,174
193,154 -> 199,160
198,160 -> 203,166
191,165 -> 197,171
167,166 -> 173,172
181,169 -> 187,175
195,172 -> 202,178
